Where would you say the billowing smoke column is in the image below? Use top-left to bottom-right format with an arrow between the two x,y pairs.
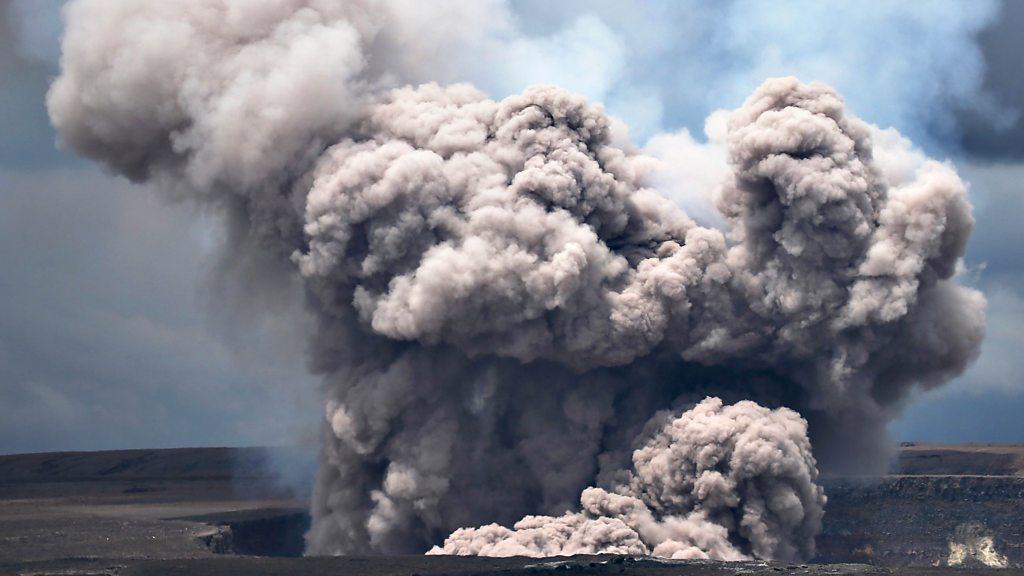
430,398 -> 824,560
48,0 -> 985,562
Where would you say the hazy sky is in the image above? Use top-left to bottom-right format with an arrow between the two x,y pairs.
2,0 -> 1022,454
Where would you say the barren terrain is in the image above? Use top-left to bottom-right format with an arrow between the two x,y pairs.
1,445 -> 1021,575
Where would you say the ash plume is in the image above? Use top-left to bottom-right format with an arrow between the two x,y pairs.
430,398 -> 825,561
48,0 -> 985,561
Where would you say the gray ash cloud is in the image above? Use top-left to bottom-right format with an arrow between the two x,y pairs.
430,397 -> 825,561
48,0 -> 985,561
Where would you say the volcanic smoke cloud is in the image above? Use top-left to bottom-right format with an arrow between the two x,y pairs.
49,0 -> 985,562
430,397 -> 824,560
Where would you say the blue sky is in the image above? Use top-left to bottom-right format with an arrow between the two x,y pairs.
1,0 -> 1022,453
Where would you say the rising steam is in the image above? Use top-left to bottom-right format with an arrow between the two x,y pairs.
48,0 -> 985,562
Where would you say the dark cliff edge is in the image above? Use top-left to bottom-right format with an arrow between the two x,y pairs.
817,475 -> 1024,568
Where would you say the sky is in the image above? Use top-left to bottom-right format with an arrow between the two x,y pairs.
1,0 -> 1022,454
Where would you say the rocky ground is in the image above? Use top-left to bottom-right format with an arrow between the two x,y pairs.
1,445 -> 1022,576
